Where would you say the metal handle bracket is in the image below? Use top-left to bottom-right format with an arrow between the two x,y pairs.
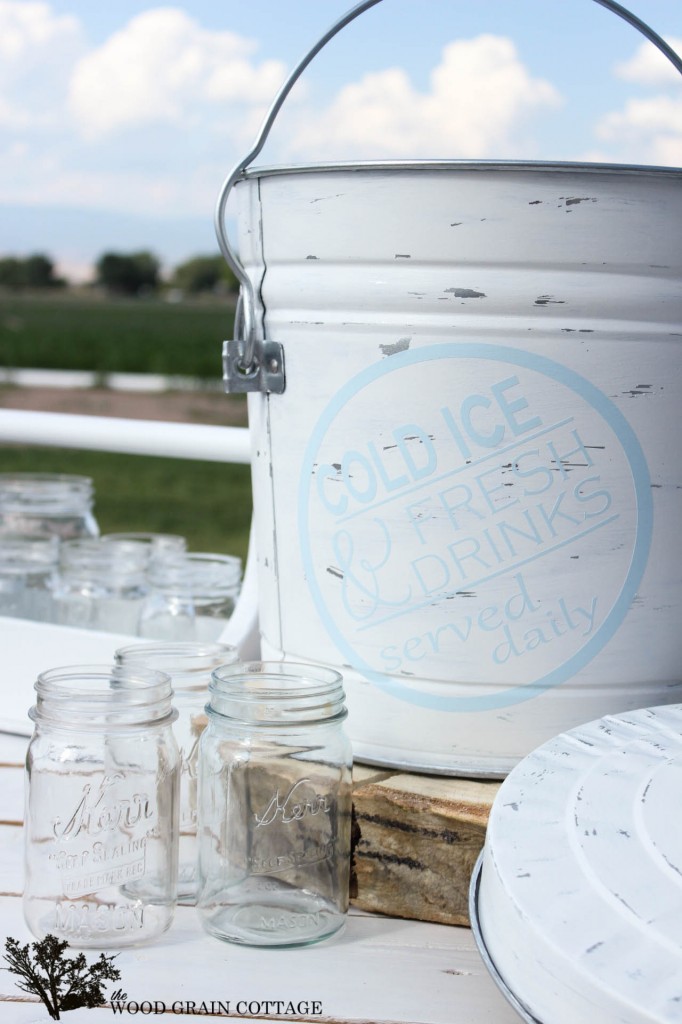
223,339 -> 285,395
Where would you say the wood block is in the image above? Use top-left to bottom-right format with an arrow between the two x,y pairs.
350,766 -> 500,926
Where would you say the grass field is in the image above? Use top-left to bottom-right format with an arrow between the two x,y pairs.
0,292 -> 235,377
0,293 -> 252,562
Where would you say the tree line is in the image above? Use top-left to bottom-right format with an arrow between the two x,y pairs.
0,254 -> 66,290
0,251 -> 239,297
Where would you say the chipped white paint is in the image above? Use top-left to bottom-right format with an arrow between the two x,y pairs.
238,161 -> 682,775
473,703 -> 682,1024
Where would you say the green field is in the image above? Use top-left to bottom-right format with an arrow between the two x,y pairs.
0,292 -> 235,377
0,294 -> 252,562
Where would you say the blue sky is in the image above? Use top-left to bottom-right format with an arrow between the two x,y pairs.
1,0 -> 680,280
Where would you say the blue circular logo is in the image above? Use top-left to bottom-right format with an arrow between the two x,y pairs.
299,344 -> 652,711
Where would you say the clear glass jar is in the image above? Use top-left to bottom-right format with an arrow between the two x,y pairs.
139,553 -> 242,642
197,661 -> 353,947
101,532 -> 187,565
0,534 -> 58,621
0,473 -> 98,540
114,641 -> 239,903
53,539 -> 148,634
24,664 -> 180,948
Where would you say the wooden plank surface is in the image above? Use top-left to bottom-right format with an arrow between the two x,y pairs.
352,766 -> 499,925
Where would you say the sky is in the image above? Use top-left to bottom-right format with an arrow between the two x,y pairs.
1,0 -> 680,281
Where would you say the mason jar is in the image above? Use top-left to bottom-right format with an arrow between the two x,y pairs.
197,661 -> 353,947
0,473 -> 98,540
53,539 -> 148,634
139,552 -> 242,642
114,641 -> 239,903
101,532 -> 187,565
0,534 -> 58,621
24,664 -> 180,948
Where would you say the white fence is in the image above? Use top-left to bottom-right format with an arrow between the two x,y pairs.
0,409 -> 251,464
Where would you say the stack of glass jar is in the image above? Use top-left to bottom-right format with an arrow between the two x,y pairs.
0,534 -> 59,621
0,472 -> 99,541
0,473 -> 242,639
11,475 -> 343,951
0,473 -> 97,624
23,657 -> 353,950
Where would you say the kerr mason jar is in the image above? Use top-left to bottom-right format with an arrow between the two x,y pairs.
0,534 -> 58,621
53,539 -> 149,635
197,661 -> 352,947
101,532 -> 187,565
24,665 -> 180,948
0,473 -> 98,541
139,552 -> 242,642
114,641 -> 239,903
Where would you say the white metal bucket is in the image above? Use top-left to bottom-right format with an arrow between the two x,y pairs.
217,2 -> 682,776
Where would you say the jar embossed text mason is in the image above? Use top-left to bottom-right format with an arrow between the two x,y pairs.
24,665 -> 180,948
196,662 -> 352,947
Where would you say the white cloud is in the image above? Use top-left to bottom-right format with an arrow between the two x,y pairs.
615,38 -> 682,87
68,7 -> 288,138
287,35 -> 562,161
0,95 -> 30,130
0,148 -> 217,217
0,3 -> 296,222
595,94 -> 682,165
589,39 -> 682,167
0,0 -> 82,67
0,1 -> 85,127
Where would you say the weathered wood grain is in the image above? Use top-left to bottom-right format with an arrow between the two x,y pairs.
351,768 -> 500,926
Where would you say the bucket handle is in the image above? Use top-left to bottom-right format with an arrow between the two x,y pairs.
217,0 -> 682,392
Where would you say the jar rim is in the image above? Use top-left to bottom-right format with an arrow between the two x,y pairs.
0,472 -> 94,513
102,531 -> 186,546
115,642 -> 239,686
147,552 -> 242,592
211,660 -> 342,694
0,533 -> 59,568
32,663 -> 175,726
0,472 -> 93,487
60,538 -> 149,575
208,661 -> 346,723
116,640 -> 239,663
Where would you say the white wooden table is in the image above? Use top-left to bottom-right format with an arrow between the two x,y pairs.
0,618 -> 518,1023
